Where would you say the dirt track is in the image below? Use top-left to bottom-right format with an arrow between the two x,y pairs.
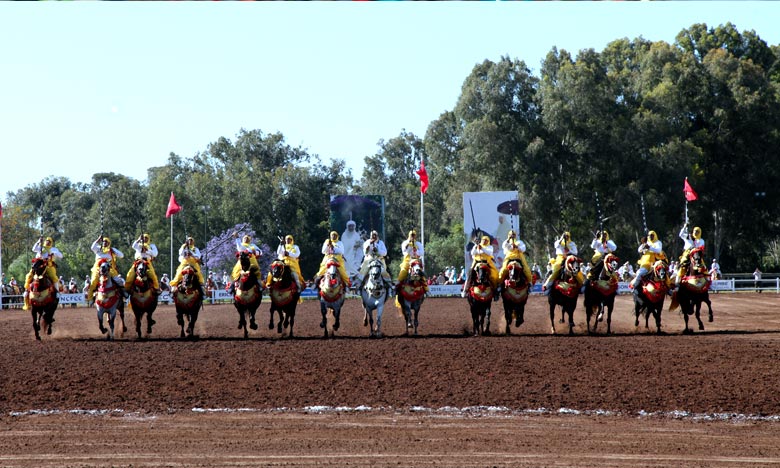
2,293 -> 780,467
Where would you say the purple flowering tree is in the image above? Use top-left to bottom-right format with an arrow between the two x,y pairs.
204,224 -> 273,279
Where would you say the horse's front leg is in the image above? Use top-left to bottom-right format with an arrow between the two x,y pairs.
704,294 -> 714,322
549,302 -> 557,335
695,302 -> 705,331
605,301 -> 613,335
107,308 -> 116,341
177,311 -> 186,339
135,310 -> 143,339
268,305 -> 276,330
483,307 -> 492,336
286,308 -> 296,338
365,306 -> 375,337
249,306 -> 258,331
31,310 -> 41,341
97,307 -> 107,335
653,305 -> 663,334
320,302 -> 328,338
567,306 -> 575,336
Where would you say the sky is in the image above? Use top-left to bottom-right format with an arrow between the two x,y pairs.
2,2 -> 779,205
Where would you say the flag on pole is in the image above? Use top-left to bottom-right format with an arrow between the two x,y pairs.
0,201 -> 3,219
416,161 -> 429,194
683,178 -> 698,201
166,192 -> 182,218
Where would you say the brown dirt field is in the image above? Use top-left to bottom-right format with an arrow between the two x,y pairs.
2,292 -> 780,467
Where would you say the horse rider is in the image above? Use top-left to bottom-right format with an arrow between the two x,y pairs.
86,235 -> 126,304
23,236 -> 63,310
630,230 -> 666,290
231,233 -> 265,283
170,236 -> 207,297
709,258 -> 721,281
267,234 -> 303,290
676,223 -> 705,284
461,234 -> 499,297
396,230 -> 428,291
542,231 -> 579,292
125,233 -> 161,294
314,231 -> 351,288
497,230 -> 533,287
355,230 -> 393,290
585,230 -> 617,285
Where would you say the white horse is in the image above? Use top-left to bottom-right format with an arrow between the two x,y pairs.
318,257 -> 346,338
95,261 -> 124,341
360,259 -> 391,338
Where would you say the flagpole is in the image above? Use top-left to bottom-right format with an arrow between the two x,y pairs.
0,209 -> 4,307
170,214 -> 174,278
420,190 -> 424,267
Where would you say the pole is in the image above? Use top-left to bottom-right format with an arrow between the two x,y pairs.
170,214 -> 174,278
0,214 -> 4,307
420,190 -> 425,267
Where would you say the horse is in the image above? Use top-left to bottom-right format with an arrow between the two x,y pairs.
500,259 -> 531,335
359,259 -> 391,338
232,252 -> 263,339
465,260 -> 495,336
68,282 -> 79,308
268,259 -> 300,338
128,259 -> 159,339
95,261 -> 123,341
318,256 -> 345,338
27,258 -> 59,340
173,265 -> 203,339
633,260 -> 670,334
583,253 -> 620,335
547,255 -> 582,335
2,283 -> 22,309
670,247 -> 714,334
395,258 -> 426,336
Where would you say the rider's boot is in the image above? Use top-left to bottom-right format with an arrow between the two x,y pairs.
312,275 -> 322,290
22,291 -> 30,311
228,281 -> 236,296
461,278 -> 472,298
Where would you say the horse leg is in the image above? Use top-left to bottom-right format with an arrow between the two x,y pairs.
107,309 -> 115,341
187,309 -> 198,338
695,302 -> 705,331
277,309 -> 284,334
504,305 -> 512,335
98,308 -> 107,335
682,309 -> 692,335
413,303 -> 420,336
268,306 -> 276,330
250,307 -> 258,330
238,307 -> 247,330
483,308 -> 492,336
147,311 -> 155,335
653,305 -> 662,334
31,310 -> 41,341
634,303 -> 641,328
177,311 -> 186,339
287,309 -> 295,338
320,302 -> 328,338
549,303 -> 557,335
333,305 -> 341,332
135,310 -> 143,339
606,302 -> 613,335
567,307 -> 575,336
705,295 -> 714,322
363,309 -> 369,327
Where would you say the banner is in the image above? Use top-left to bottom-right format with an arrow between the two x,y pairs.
329,195 -> 386,280
462,191 -> 520,272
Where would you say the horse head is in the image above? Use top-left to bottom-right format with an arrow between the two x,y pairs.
408,259 -> 424,281
31,257 -> 48,276
238,251 -> 252,272
325,257 -> 340,278
368,260 -> 383,281
689,247 -> 706,274
651,260 -> 667,282
603,253 -> 620,277
506,259 -> 524,284
180,266 -> 196,291
135,260 -> 149,280
98,260 -> 112,280
563,255 -> 581,278
473,261 -> 490,285
271,259 -> 286,281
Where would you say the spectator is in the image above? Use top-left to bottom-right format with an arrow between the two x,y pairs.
436,272 -> 446,285
709,259 -> 721,281
754,267 -> 762,293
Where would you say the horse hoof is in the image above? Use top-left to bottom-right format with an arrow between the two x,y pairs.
35,335 -> 41,341
268,322 -> 275,330
99,326 -> 107,334
698,324 -> 705,331
708,314 -> 714,323
320,321 -> 326,329
237,321 -> 244,330
333,322 -> 340,331
277,323 -> 283,334
515,319 -> 523,327
122,325 -> 127,333
149,319 -> 156,327
47,326 -> 52,335
363,317 -> 368,327
250,321 -> 258,330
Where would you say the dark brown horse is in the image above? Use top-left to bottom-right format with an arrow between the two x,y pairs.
128,259 -> 159,339
95,260 -> 123,341
27,258 -> 59,340
633,260 -> 670,334
318,256 -> 345,338
548,255 -> 582,335
465,260 -> 495,336
268,259 -> 300,338
395,258 -> 426,336
670,246 -> 713,334
583,253 -> 620,334
500,259 -> 530,335
232,251 -> 263,339
173,265 -> 203,339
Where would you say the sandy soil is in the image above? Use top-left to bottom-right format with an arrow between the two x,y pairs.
2,292 -> 780,467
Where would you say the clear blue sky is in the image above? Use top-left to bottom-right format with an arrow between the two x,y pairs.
2,2 -> 778,205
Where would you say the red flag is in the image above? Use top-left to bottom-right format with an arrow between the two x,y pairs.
415,161 -> 429,194
0,201 -> 3,219
683,178 -> 698,201
166,192 -> 181,218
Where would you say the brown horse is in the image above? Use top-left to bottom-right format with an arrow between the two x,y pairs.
583,253 -> 620,334
95,261 -> 123,341
465,260 -> 495,336
27,258 -> 59,340
671,246 -> 713,334
548,255 -> 582,335
318,256 -> 345,338
633,260 -> 670,334
128,259 -> 159,339
173,265 -> 203,339
500,259 -> 530,335
232,251 -> 263,339
268,259 -> 300,338
396,258 -> 426,336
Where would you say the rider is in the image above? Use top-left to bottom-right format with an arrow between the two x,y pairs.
125,233 -> 161,294
709,258 -> 721,280
461,235 -> 499,298
542,231 -> 578,292
23,236 -> 63,311
170,236 -> 207,297
315,231 -> 351,287
497,230 -> 533,287
631,230 -> 666,290
356,230 -> 393,290
585,230 -> 617,284
267,234 -> 303,290
676,223 -> 705,284
396,230 -> 428,291
231,233 -> 265,283
86,235 -> 126,304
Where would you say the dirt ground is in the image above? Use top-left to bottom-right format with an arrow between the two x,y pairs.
2,292 -> 780,467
